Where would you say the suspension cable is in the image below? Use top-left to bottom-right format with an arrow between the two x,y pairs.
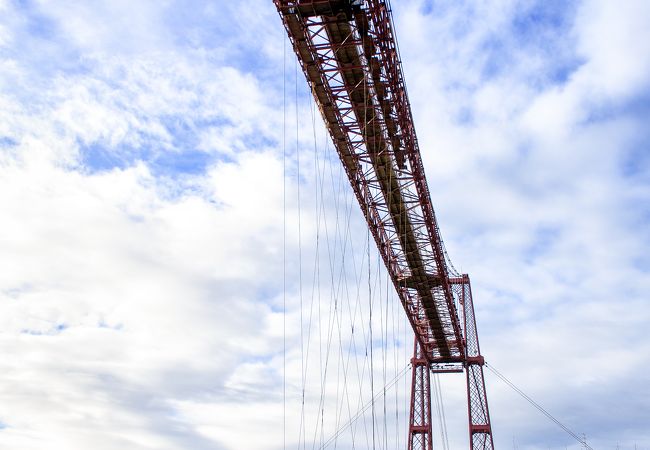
485,363 -> 593,450
282,25 -> 287,450
319,364 -> 411,449
431,373 -> 450,450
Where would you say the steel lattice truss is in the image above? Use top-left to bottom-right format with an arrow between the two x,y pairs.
408,339 -> 433,450
452,275 -> 494,449
275,0 -> 494,448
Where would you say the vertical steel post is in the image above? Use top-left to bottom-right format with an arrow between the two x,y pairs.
408,337 -> 433,450
459,275 -> 494,450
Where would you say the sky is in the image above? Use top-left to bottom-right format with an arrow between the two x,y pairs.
0,0 -> 649,449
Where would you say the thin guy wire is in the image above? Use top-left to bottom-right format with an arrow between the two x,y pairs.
486,363 -> 593,450
282,26 -> 287,450
320,364 -> 411,449
296,52 -> 307,450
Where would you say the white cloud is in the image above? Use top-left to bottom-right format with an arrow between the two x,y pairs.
573,0 -> 650,99
0,150 -> 288,445
0,0 -> 649,449
393,0 -> 650,448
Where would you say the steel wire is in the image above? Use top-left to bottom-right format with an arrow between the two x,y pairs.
485,363 -> 593,450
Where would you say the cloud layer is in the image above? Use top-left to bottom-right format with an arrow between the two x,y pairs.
0,0 -> 649,449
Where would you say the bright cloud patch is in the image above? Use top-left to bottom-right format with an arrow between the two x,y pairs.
1,0 -> 649,449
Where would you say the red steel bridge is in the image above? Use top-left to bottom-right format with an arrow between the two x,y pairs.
274,1 -> 494,448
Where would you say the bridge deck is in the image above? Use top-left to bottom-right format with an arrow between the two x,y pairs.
276,0 -> 463,362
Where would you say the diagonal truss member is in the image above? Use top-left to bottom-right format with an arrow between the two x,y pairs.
275,1 -> 494,448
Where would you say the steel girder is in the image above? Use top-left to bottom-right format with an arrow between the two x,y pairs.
275,1 -> 495,448
408,338 -> 433,450
274,0 -> 462,364
451,275 -> 494,450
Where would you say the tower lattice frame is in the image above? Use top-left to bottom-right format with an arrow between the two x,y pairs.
274,1 -> 495,447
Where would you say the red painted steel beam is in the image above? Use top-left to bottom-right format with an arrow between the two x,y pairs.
451,275 -> 495,449
275,1 -> 495,447
408,337 -> 433,450
274,0 -> 463,363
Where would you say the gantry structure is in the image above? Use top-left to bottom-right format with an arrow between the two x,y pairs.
274,1 -> 494,448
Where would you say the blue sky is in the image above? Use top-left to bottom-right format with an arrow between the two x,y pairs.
0,0 -> 649,449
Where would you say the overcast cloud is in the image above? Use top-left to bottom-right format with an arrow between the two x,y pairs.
0,0 -> 649,449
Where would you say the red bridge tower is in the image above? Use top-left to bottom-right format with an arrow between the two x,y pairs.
274,1 -> 494,447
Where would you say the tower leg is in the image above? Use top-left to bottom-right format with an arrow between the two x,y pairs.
458,275 -> 494,450
408,337 -> 433,450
